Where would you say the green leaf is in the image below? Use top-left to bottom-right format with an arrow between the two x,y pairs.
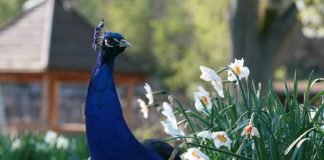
284,127 -> 316,155
290,138 -> 310,160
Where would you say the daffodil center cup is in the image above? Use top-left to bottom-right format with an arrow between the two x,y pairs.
233,66 -> 241,74
192,151 -> 202,159
246,125 -> 253,134
200,96 -> 209,106
217,134 -> 228,143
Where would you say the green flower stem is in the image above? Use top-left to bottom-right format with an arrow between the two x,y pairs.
152,91 -> 169,95
172,96 -> 199,142
216,67 -> 229,74
235,138 -> 247,155
237,77 -> 249,111
228,67 -> 249,112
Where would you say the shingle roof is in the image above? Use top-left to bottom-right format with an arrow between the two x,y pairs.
0,0 -> 52,72
0,0 -> 144,74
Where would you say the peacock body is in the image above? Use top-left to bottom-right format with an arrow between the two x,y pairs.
85,20 -> 163,160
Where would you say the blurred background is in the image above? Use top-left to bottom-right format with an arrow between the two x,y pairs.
0,0 -> 323,139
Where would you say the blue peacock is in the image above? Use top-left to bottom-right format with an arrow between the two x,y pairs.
85,20 -> 180,160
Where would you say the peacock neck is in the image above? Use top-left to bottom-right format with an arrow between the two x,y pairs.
86,51 -> 162,159
94,50 -> 115,75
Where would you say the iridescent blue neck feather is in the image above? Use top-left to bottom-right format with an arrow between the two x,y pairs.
85,21 -> 162,160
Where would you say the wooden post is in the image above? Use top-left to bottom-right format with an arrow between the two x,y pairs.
48,76 -> 59,131
41,75 -> 49,128
124,82 -> 135,125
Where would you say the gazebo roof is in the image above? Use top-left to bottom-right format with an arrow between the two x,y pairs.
0,0 -> 142,74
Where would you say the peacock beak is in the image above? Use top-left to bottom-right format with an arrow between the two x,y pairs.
118,39 -> 131,47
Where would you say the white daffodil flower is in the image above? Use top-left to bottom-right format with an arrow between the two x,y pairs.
138,99 -> 149,119
310,108 -> 316,120
242,113 -> 260,139
44,130 -> 58,146
211,131 -> 232,150
256,82 -> 261,100
197,130 -> 212,139
241,123 -> 260,139
11,138 -> 21,151
144,83 -> 154,105
227,58 -> 250,84
199,66 -> 224,98
296,0 -> 306,10
161,102 -> 184,137
181,148 -> 210,160
197,130 -> 232,150
56,136 -> 69,149
194,87 -> 212,112
161,120 -> 185,137
309,107 -> 323,120
161,102 -> 177,123
197,130 -> 212,141
300,7 -> 321,26
320,125 -> 324,134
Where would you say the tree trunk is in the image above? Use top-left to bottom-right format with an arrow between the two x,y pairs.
229,0 -> 297,88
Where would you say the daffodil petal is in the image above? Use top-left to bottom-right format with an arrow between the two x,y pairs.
240,67 -> 250,79
181,148 -> 210,160
161,120 -> 184,137
194,87 -> 212,111
138,99 -> 149,119
252,127 -> 260,138
197,131 -> 212,139
212,80 -> 224,98
144,83 -> 154,105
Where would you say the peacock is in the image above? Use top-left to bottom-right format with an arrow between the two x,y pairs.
85,20 -> 180,160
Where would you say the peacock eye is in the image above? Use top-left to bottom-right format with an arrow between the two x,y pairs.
104,39 -> 113,47
107,39 -> 113,45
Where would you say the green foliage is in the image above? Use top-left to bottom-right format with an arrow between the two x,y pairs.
296,0 -> 324,38
0,132 -> 89,160
0,0 -> 26,26
151,0 -> 230,91
77,0 -> 154,71
148,68 -> 323,159
76,0 -> 230,92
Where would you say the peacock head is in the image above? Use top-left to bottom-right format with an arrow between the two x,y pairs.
101,32 -> 131,59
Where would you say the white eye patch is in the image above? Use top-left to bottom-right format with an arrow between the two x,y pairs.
113,38 -> 119,42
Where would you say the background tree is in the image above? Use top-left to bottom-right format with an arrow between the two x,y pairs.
152,0 -> 229,93
77,0 -> 154,71
77,0 -> 230,94
229,0 -> 324,87
0,0 -> 26,26
2,0 -> 322,93
229,0 -> 298,87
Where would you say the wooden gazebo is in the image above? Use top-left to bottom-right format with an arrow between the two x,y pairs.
0,0 -> 148,133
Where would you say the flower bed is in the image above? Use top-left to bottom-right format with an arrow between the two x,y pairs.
138,58 -> 323,160
0,131 -> 89,160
